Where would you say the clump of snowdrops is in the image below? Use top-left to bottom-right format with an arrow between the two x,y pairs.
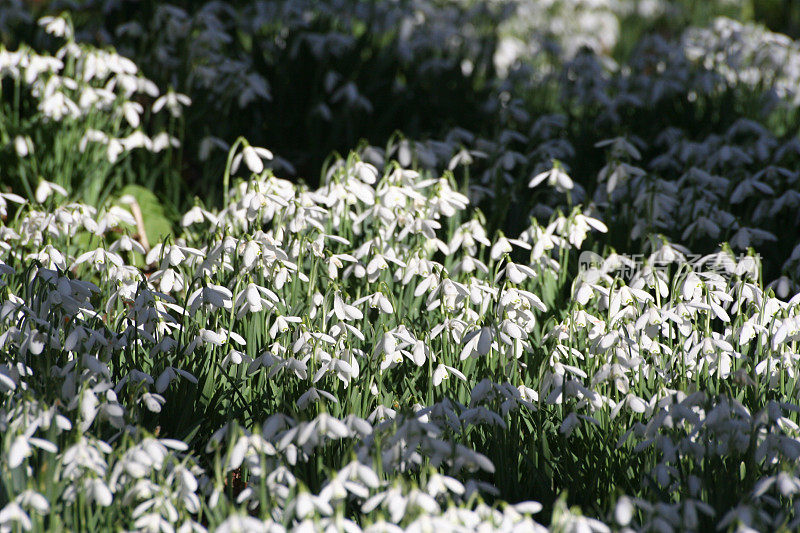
3,126 -> 800,531
3,7 -> 800,533
0,14 -> 185,210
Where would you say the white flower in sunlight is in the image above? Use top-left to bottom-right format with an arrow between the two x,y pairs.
38,15 -> 72,39
0,192 -> 26,218
460,326 -> 494,360
269,315 -> 302,338
108,235 -> 146,255
297,388 -> 339,410
14,491 -> 49,515
0,503 -> 32,532
235,283 -> 279,317
151,132 -> 180,152
352,161 -> 379,184
232,145 -> 274,174
73,247 -> 124,272
333,292 -> 364,321
490,235 -> 531,261
39,91 -> 80,121
498,261 -> 538,284
433,363 -> 467,386
181,205 -> 218,227
152,90 -> 191,117
120,101 -> 143,127
34,180 -> 67,204
215,515 -> 270,533
529,163 -> 574,192
557,213 -> 608,248
614,496 -> 634,526
14,136 -> 33,157
353,291 -> 394,314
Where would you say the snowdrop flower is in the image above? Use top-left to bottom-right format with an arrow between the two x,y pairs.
0,192 -> 26,218
433,363 -> 467,386
8,434 -> 58,469
14,136 -> 33,157
460,326 -> 494,360
38,15 -> 72,39
181,205 -> 218,227
333,292 -> 364,322
352,161 -> 379,184
353,291 -> 393,314
72,247 -> 124,272
232,144 -> 274,174
490,235 -> 531,261
269,315 -> 302,338
0,503 -> 32,532
34,180 -> 67,204
558,212 -> 608,248
234,283 -> 278,317
151,132 -> 180,152
152,89 -> 191,117
529,162 -> 574,192
215,515 -> 271,533
497,260 -> 537,284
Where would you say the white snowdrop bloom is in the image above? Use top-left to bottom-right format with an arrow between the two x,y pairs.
490,235 -> 531,261
79,129 -> 109,152
529,164 -> 574,192
98,205 -> 137,233
498,260 -> 538,284
234,283 -> 278,317
120,100 -> 143,127
327,253 -> 357,279
0,192 -> 26,218
39,90 -> 80,120
149,267 -> 184,294
109,234 -> 146,255
232,144 -> 273,174
433,363 -> 467,387
14,135 -> 33,157
105,137 -> 125,162
38,15 -> 72,39
181,205 -> 218,227
140,392 -> 166,413
34,180 -> 67,204
0,502 -> 32,532
333,292 -> 364,321
295,387 -> 340,410
86,478 -> 114,507
449,219 -> 490,255
152,89 -> 191,117
13,491 -> 49,515
119,130 -> 153,152
73,247 -> 124,272
186,283 -> 233,314
8,435 -> 57,468
681,272 -> 704,301
269,315 -> 302,338
151,132 -> 180,152
352,161 -> 379,184
557,212 -> 608,248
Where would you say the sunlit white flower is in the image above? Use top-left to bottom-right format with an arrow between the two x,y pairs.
34,180 -> 67,204
152,89 -> 191,117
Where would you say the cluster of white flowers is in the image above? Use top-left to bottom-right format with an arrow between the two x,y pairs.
3,131 -> 800,529
684,17 -> 800,107
2,5 -> 800,533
